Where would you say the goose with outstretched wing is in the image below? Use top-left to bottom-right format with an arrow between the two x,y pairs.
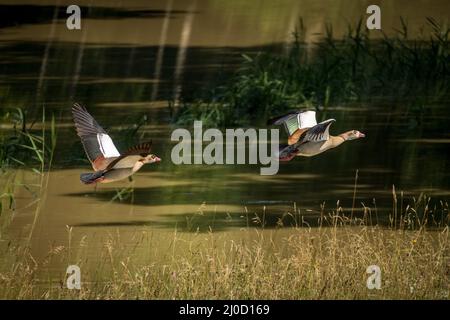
72,103 -> 161,184
267,110 -> 365,161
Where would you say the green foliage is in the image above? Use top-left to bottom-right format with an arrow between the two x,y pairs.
0,107 -> 57,223
174,18 -> 449,127
174,100 -> 230,127
0,108 -> 56,170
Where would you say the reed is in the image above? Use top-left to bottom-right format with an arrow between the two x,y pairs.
0,107 -> 57,239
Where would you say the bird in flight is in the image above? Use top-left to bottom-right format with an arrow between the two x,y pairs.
72,103 -> 161,184
268,110 -> 365,161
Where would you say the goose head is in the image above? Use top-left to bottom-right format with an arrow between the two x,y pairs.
341,130 -> 365,141
140,154 -> 161,164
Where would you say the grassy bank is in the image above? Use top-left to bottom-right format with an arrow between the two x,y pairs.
0,189 -> 448,299
0,221 -> 448,299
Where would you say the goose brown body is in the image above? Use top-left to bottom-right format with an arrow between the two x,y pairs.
295,135 -> 345,157
72,103 -> 161,184
268,110 -> 365,161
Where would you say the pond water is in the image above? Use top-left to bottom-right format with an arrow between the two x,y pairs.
0,0 -> 449,264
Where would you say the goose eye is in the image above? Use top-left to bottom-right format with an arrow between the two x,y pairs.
353,130 -> 357,134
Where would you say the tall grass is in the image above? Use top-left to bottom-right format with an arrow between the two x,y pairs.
0,191 -> 448,299
174,18 -> 449,126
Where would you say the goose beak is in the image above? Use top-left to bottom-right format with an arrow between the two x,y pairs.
358,132 -> 366,138
154,156 -> 161,162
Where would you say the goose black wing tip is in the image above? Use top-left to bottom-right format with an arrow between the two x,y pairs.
142,141 -> 153,153
125,141 -> 153,155
322,118 -> 336,125
72,102 -> 86,115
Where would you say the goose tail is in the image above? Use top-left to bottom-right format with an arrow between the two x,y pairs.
278,144 -> 298,162
80,171 -> 105,184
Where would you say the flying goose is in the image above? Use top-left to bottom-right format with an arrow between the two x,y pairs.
268,110 -> 365,161
72,103 -> 161,184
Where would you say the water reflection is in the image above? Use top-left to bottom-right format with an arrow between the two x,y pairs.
151,0 -> 174,101
0,4 -> 191,29
173,0 -> 196,102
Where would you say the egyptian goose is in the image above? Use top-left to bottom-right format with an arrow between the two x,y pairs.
72,103 -> 161,184
268,110 -> 365,161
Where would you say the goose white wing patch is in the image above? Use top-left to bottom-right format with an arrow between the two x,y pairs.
97,133 -> 120,158
269,110 -> 319,137
298,111 -> 317,129
72,103 -> 121,165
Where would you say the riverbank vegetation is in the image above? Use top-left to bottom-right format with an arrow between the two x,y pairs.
174,18 -> 449,127
0,107 -> 56,239
0,195 -> 448,299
